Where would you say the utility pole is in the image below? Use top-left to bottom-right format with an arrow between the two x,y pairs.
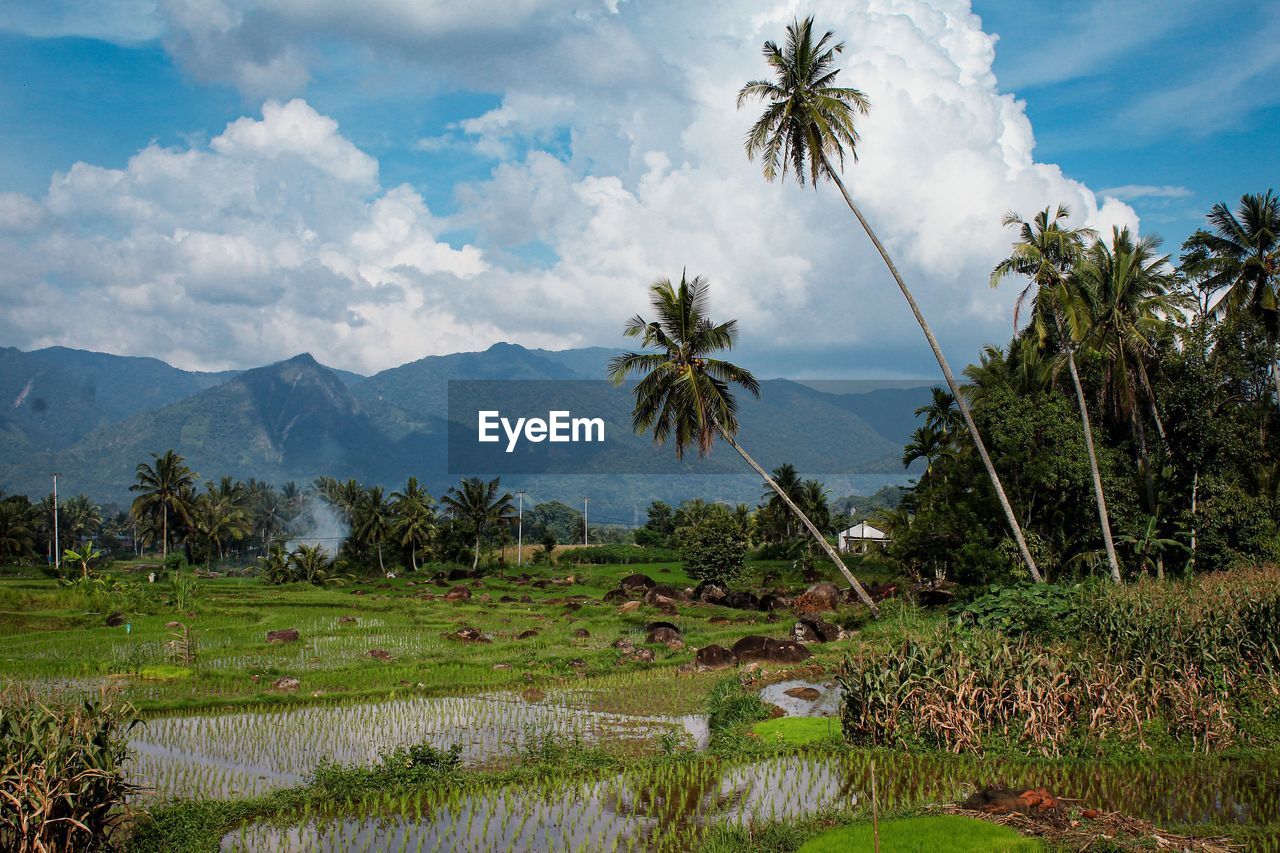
582,497 -> 589,546
51,473 -> 60,573
516,490 -> 525,567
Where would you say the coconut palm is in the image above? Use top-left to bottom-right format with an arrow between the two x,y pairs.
129,450 -> 196,560
392,477 -> 436,572
738,16 -> 1042,582
441,477 -> 515,571
0,500 -> 35,561
1183,190 -> 1280,402
355,486 -> 395,573
760,463 -> 804,540
189,486 -> 250,564
608,272 -> 880,614
992,206 -> 1121,582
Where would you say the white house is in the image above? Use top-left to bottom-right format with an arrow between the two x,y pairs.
838,521 -> 889,554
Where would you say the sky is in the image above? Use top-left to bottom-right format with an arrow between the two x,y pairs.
0,1 -> 1276,378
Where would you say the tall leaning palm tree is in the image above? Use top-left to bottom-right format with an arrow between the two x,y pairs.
129,450 -> 196,560
356,486 -> 395,574
991,206 -> 1121,583
441,477 -> 515,572
1183,190 -> 1280,403
608,273 -> 880,615
738,16 -> 1042,582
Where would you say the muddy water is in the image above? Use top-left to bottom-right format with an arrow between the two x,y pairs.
220,751 -> 1280,851
128,692 -> 707,800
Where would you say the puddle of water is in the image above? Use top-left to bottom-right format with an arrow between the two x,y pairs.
220,752 -> 1280,851
128,692 -> 706,800
758,679 -> 842,717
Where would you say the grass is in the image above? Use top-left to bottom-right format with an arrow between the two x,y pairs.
753,716 -> 843,746
797,815 -> 1042,852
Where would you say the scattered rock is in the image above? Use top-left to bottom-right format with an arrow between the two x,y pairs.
916,580 -> 958,607
563,602 -> 582,612
645,583 -> 686,603
337,616 -> 358,625
960,787 -> 1060,815
602,588 -> 628,604
694,644 -> 737,671
517,629 -> 539,639
351,589 -> 366,596
612,637 -> 635,651
767,703 -> 787,718
720,591 -> 760,611
447,568 -> 471,581
499,595 -> 517,603
522,687 -> 546,703
573,628 -> 591,638
646,626 -> 684,648
105,611 -> 125,627
793,618 -> 842,644
444,585 -> 472,602
532,579 -> 550,589
271,676 -> 300,692
758,593 -> 791,612
568,658 -> 586,668
520,595 -> 534,603
650,595 -> 680,616
478,593 -> 492,603
694,581 -> 727,604
620,573 -> 656,594
492,663 -> 512,670
708,616 -> 733,625
405,581 -> 416,587
621,647 -> 655,663
731,635 -> 813,665
784,686 -> 822,701
798,582 -> 841,613
367,649 -> 393,661
451,627 -> 490,643
266,628 -> 300,644
619,600 -> 643,614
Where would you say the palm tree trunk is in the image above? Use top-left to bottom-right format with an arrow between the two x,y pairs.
1189,469 -> 1199,572
472,535 -> 480,571
1062,339 -> 1122,583
825,166 -> 1043,583
715,420 -> 880,617
411,543 -> 418,572
377,544 -> 385,574
162,505 -> 168,561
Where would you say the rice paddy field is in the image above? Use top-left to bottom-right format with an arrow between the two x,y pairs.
3,557 -> 1280,851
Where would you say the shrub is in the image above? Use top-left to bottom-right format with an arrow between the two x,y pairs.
0,687 -> 138,852
951,583 -> 1079,638
555,543 -> 678,565
312,742 -> 462,791
679,515 -> 747,586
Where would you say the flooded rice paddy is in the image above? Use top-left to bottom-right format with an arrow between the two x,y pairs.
128,691 -> 707,800
219,751 -> 1280,851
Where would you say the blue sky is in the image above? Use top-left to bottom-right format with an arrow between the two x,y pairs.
0,1 -> 1276,376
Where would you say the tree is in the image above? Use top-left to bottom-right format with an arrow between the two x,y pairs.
680,512 -> 748,586
290,544 -> 334,585
129,450 -> 196,560
0,500 -> 35,562
1183,190 -> 1280,403
608,272 -> 880,614
189,486 -> 249,564
992,206 -> 1120,582
355,486 -> 395,573
738,16 -> 1041,583
392,477 -> 436,572
440,477 -> 515,571
760,463 -> 803,541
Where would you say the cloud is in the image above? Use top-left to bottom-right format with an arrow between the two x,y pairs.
1099,185 -> 1195,201
2,1 -> 1141,376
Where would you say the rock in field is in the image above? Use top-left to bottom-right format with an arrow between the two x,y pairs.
620,573 -> 656,594
271,676 -> 300,692
444,585 -> 472,602
367,649 -> 393,661
694,644 -> 738,671
266,628 -> 300,644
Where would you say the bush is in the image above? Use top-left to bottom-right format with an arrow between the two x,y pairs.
1,687 -> 138,852
312,742 -> 462,790
679,514 -> 747,586
555,544 -> 678,565
951,583 -> 1079,638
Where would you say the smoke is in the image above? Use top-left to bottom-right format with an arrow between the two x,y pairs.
286,499 -> 349,553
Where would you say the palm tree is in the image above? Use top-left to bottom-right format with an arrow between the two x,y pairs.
290,544 -> 333,585
760,463 -> 803,540
608,273 -> 880,614
0,501 -> 35,562
992,206 -> 1121,582
129,450 -> 196,560
441,477 -> 514,571
355,486 -> 395,573
1183,190 -> 1280,402
738,17 -> 1042,582
392,476 -> 436,572
190,486 -> 249,564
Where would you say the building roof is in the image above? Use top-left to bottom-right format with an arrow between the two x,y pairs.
838,522 -> 887,540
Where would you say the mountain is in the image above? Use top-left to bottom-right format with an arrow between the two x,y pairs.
0,342 -> 932,514
1,354 -> 385,503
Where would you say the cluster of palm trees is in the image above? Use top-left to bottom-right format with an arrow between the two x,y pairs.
610,16 -> 1277,604
0,490 -> 103,568
128,451 -> 305,565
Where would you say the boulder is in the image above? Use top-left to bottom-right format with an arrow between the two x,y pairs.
621,647 -> 655,663
758,594 -> 790,612
444,585 -> 472,602
266,628 -> 300,644
694,644 -> 738,671
451,627 -> 490,643
645,622 -> 683,647
563,602 -> 582,612
367,649 -> 393,661
916,580 -> 958,607
520,595 -> 534,603
337,616 -> 358,625
650,594 -> 679,616
611,636 -> 635,651
693,581 -> 726,604
868,582 -> 900,601
644,584 -> 685,605
351,589 -> 366,596
619,600 -> 642,613
602,588 -> 628,604
271,676 -> 300,692
499,595 -> 517,603
568,658 -> 586,668
784,686 -> 822,701
720,591 -> 760,611
730,635 -> 771,663
517,629 -> 539,639
447,568 -> 471,581
767,638 -> 813,663
793,618 -> 842,644
620,573 -> 656,594
731,635 -> 814,665
105,611 -> 126,627
800,582 -> 841,612
572,628 -> 591,638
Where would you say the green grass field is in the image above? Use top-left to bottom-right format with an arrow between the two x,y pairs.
798,815 -> 1043,852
